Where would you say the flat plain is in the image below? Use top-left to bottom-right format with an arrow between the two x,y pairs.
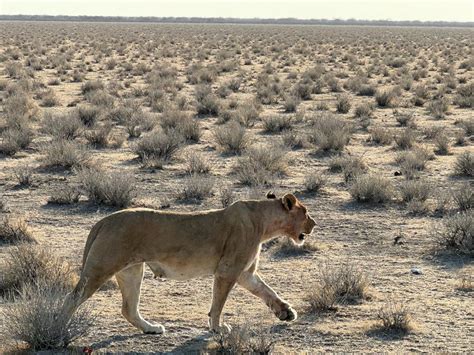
0,22 -> 472,353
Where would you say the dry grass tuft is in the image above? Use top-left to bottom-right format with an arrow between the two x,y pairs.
306,262 -> 369,313
375,302 -> 413,334
78,167 -> 135,207
435,211 -> 473,255
350,174 -> 394,203
0,217 -> 36,245
211,324 -> 274,354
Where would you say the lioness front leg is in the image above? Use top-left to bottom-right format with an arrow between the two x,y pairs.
116,263 -> 165,334
208,276 -> 237,333
238,270 -> 297,322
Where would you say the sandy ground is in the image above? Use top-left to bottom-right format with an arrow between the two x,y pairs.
0,22 -> 473,353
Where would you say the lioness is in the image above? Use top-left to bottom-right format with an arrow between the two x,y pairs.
63,192 -> 316,334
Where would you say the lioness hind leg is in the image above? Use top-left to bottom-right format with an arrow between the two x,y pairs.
116,263 -> 165,334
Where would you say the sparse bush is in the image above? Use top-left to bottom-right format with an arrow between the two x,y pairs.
328,155 -> 366,175
452,184 -> 473,211
0,244 -> 76,296
306,262 -> 369,313
40,89 -> 60,107
41,140 -> 88,169
434,133 -> 450,155
350,174 -> 393,203
435,211 -> 473,255
375,88 -> 398,107
76,105 -> 102,126
309,113 -> 352,152
282,94 -> 300,112
177,174 -> 214,202
273,237 -> 319,258
282,130 -> 306,149
42,112 -> 82,140
262,115 -> 292,133
376,302 -> 413,334
0,126 -> 33,156
186,152 -> 210,174
214,121 -> 250,154
235,144 -> 288,186
304,172 -> 327,193
3,279 -> 93,350
81,80 -> 104,95
395,128 -> 417,150
396,148 -> 431,179
453,152 -> 474,177
394,110 -> 415,127
13,166 -> 33,186
454,82 -> 473,108
0,217 -> 36,245
84,123 -> 113,148
195,85 -> 220,115
336,94 -> 351,113
78,167 -> 135,207
354,103 -> 373,118
211,324 -> 274,354
47,185 -> 81,205
161,110 -> 201,143
399,179 -> 431,203
370,127 -> 393,145
134,129 -> 183,165
427,97 -> 449,119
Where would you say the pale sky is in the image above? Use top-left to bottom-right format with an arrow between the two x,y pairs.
1,0 -> 473,22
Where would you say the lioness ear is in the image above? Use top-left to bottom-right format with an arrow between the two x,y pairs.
266,191 -> 276,199
282,193 -> 297,211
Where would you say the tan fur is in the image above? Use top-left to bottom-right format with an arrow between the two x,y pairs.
63,193 -> 316,334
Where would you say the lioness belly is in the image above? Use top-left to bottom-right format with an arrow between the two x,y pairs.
147,261 -> 216,280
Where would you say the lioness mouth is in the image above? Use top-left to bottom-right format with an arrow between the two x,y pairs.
298,233 -> 306,241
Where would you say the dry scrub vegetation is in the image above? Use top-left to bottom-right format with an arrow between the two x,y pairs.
0,22 -> 472,352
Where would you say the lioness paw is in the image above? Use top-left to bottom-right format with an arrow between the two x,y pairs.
277,306 -> 297,322
143,323 -> 166,335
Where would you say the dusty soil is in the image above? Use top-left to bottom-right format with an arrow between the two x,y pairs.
0,22 -> 472,353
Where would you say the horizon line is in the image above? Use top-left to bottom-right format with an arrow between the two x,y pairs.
1,14 -> 473,26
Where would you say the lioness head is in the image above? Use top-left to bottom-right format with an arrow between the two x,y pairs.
278,193 -> 316,245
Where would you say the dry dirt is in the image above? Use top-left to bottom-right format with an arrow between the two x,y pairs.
0,22 -> 473,353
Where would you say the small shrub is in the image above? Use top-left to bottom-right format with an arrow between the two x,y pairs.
354,103 -> 373,118
41,140 -> 88,169
78,167 -> 135,207
273,237 -> 319,257
453,152 -> 474,177
76,105 -> 102,126
42,112 -> 82,140
282,130 -> 306,149
435,211 -> 473,255
452,184 -> 473,211
0,217 -> 36,245
394,110 -> 415,127
81,80 -> 104,94
304,172 -> 327,193
394,128 -> 417,150
434,133 -> 450,155
235,144 -> 288,186
177,174 -> 214,202
350,174 -> 393,203
427,97 -> 450,119
134,129 -> 183,165
0,126 -> 33,156
13,166 -> 33,186
336,94 -> 351,113
358,84 -> 376,96
211,324 -> 274,354
195,85 -> 220,115
370,127 -> 393,145
84,124 -> 113,148
0,244 -> 76,296
161,110 -> 201,143
47,185 -> 81,205
376,302 -> 413,334
309,113 -> 352,152
262,115 -> 292,133
186,152 -> 211,174
214,121 -> 250,154
375,88 -> 398,107
306,262 -> 369,313
3,280 -> 93,350
328,155 -> 366,175
454,82 -> 473,108
399,179 -> 431,203
282,94 -> 300,112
